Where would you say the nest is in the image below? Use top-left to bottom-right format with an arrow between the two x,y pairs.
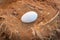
0,0 -> 59,40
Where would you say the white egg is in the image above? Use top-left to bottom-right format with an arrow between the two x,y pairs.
21,11 -> 38,23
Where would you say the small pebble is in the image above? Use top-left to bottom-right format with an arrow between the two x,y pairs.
21,11 -> 38,23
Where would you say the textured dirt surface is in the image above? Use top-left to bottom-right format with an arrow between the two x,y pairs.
0,0 -> 60,40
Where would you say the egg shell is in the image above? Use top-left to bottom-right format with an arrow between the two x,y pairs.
21,11 -> 38,23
